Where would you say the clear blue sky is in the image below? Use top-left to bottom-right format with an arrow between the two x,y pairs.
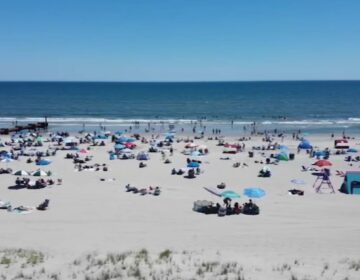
0,0 -> 359,81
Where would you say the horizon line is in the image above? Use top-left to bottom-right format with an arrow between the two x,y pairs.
0,79 -> 360,83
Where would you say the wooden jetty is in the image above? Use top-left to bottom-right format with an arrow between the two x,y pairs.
0,117 -> 49,135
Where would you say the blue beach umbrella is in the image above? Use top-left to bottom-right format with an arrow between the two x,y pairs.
347,148 -> 358,153
191,150 -> 201,157
187,161 -> 200,168
243,188 -> 266,198
221,190 -> 241,199
36,159 -> 51,166
298,140 -> 312,150
278,145 -> 289,151
114,144 -> 125,150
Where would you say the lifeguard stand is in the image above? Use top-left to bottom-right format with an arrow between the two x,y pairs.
313,169 -> 335,193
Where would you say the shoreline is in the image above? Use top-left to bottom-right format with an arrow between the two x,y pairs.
0,129 -> 360,279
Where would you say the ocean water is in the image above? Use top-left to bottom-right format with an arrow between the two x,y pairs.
0,81 -> 360,133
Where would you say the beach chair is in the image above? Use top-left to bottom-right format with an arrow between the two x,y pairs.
314,169 -> 335,193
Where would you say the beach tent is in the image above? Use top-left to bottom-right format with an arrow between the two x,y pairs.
31,169 -> 49,176
277,152 -> 289,161
298,140 -> 312,150
136,152 -> 150,160
221,190 -> 241,199
347,148 -> 358,153
187,161 -> 200,168
13,170 -> 29,176
36,159 -> 51,166
243,188 -> 266,198
340,172 -> 360,195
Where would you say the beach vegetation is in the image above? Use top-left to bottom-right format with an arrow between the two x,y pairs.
159,249 -> 172,260
0,256 -> 11,266
348,259 -> 360,271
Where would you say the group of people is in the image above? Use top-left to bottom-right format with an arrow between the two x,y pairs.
196,199 -> 259,216
14,177 -> 59,189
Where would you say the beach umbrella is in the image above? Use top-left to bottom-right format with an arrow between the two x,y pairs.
298,140 -> 312,150
36,159 -> 51,166
278,145 -> 289,151
313,160 -> 332,167
164,132 -> 175,139
1,158 -> 13,163
191,150 -> 201,157
115,131 -> 123,136
185,143 -> 198,149
347,148 -> 358,153
243,188 -> 266,198
79,149 -> 88,154
64,137 -> 77,144
124,142 -> 136,149
120,148 -> 133,154
13,170 -> 29,176
187,161 -> 200,168
114,144 -> 124,150
291,179 -> 306,185
31,169 -> 49,176
221,190 -> 241,199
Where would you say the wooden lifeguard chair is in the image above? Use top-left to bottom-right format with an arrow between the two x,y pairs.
313,169 -> 335,193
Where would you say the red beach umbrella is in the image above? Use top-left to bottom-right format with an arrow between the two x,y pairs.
313,160 -> 332,167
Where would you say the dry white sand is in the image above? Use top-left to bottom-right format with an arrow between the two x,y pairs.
0,132 -> 360,279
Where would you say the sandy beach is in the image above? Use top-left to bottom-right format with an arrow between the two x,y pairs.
0,129 -> 359,279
